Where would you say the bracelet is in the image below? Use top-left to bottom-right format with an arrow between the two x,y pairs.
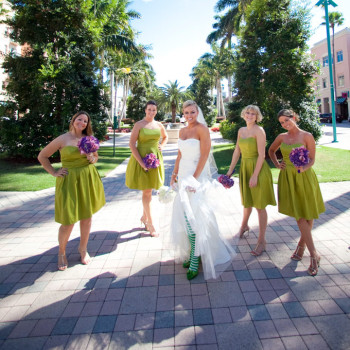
172,173 -> 177,176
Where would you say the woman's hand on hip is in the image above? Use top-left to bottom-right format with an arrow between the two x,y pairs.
54,168 -> 68,177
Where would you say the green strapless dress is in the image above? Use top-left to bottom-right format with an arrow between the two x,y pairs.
55,146 -> 106,225
125,128 -> 164,190
278,143 -> 325,220
238,137 -> 276,209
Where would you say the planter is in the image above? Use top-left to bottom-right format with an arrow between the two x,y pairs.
165,123 -> 183,144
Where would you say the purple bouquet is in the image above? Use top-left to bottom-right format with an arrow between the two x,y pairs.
289,146 -> 309,173
142,153 -> 160,169
218,174 -> 234,189
77,136 -> 100,155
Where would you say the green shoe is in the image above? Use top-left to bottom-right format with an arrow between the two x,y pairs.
187,269 -> 199,280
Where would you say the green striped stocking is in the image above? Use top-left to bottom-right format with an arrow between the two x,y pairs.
184,214 -> 199,272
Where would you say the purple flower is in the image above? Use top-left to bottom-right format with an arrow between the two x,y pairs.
142,153 -> 160,169
289,146 -> 310,173
77,136 -> 100,155
218,174 -> 234,189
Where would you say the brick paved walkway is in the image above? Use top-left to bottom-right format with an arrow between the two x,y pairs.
0,137 -> 349,349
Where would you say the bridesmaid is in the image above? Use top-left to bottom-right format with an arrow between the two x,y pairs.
227,105 -> 276,256
38,111 -> 106,270
125,100 -> 168,237
268,109 -> 325,276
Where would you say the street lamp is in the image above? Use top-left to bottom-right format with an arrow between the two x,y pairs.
316,0 -> 338,142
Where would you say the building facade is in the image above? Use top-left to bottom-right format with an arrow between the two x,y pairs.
0,0 -> 22,102
311,27 -> 350,120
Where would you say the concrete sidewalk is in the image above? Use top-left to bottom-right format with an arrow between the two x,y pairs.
0,133 -> 349,349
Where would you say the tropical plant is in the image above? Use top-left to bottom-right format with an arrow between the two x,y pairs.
321,11 -> 344,100
160,81 -> 191,123
199,44 -> 234,119
229,0 -> 321,146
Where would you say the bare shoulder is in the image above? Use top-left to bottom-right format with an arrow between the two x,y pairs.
198,123 -> 210,136
303,130 -> 315,142
254,125 -> 266,136
157,121 -> 165,129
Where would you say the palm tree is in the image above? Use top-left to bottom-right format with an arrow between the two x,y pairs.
160,81 -> 191,123
321,11 -> 344,101
199,44 -> 234,119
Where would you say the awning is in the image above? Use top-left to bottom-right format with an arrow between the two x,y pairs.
336,97 -> 347,104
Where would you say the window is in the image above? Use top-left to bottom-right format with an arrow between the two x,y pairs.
322,78 -> 327,88
323,56 -> 328,67
338,75 -> 345,87
337,50 -> 343,62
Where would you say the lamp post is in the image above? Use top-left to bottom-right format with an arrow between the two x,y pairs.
316,0 -> 338,142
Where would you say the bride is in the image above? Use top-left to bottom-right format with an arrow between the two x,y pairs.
169,100 -> 235,280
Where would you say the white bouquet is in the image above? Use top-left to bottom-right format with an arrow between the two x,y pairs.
157,186 -> 176,204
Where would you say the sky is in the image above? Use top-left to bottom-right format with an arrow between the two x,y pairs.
130,0 -> 350,88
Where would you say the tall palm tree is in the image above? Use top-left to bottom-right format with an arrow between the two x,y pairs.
199,44 -> 234,119
322,11 -> 344,101
160,81 -> 191,123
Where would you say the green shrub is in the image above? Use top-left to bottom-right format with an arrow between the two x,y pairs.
219,120 -> 239,141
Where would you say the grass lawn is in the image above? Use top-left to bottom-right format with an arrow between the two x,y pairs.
0,147 -> 131,192
213,144 -> 350,183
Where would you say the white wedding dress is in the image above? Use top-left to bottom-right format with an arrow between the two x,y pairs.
170,138 -> 236,280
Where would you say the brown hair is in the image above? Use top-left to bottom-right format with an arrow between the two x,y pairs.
277,109 -> 299,122
69,111 -> 93,136
241,105 -> 263,123
182,100 -> 199,111
145,100 -> 157,108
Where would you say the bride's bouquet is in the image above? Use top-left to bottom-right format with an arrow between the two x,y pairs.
142,153 -> 160,169
157,186 -> 176,204
289,147 -> 309,173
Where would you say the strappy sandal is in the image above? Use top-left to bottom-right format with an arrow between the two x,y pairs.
308,255 -> 321,276
78,248 -> 91,265
251,242 -> 266,256
291,245 -> 305,261
146,224 -> 159,237
239,226 -> 250,238
58,254 -> 68,271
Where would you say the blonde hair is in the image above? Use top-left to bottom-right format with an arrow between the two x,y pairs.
182,100 -> 199,111
69,111 -> 93,136
241,105 -> 263,123
277,109 -> 300,122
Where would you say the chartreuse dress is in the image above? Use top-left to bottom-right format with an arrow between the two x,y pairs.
55,146 -> 106,225
238,137 -> 276,209
278,143 -> 325,220
125,128 -> 164,190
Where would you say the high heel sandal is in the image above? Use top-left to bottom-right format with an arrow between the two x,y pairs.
291,245 -> 305,261
250,242 -> 266,256
308,255 -> 321,276
239,226 -> 250,238
58,254 -> 68,271
146,223 -> 159,237
78,248 -> 91,265
140,216 -> 148,230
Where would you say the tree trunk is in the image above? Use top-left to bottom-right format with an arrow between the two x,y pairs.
216,77 -> 221,117
227,75 -> 232,102
114,76 -> 118,118
171,104 -> 176,123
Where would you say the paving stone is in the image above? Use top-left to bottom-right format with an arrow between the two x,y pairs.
109,330 -> 153,350
52,317 -> 78,335
248,305 -> 271,321
207,282 -> 245,307
174,326 -> 195,346
283,302 -> 308,318
134,313 -> 155,330
311,314 -> 350,350
281,335 -> 308,349
193,308 -> 213,326
273,318 -> 298,337
154,311 -> 175,329
254,320 -> 279,339
119,287 -> 157,314
194,325 -> 217,345
175,310 -> 193,327
261,338 -> 285,350
292,317 -> 318,335
215,322 -> 262,349
301,334 -> 330,350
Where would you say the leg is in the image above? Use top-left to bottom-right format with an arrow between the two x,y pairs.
79,218 -> 92,264
184,215 -> 199,280
142,189 -> 158,237
251,208 -> 267,256
58,224 -> 74,270
239,207 -> 252,237
296,218 -> 320,276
